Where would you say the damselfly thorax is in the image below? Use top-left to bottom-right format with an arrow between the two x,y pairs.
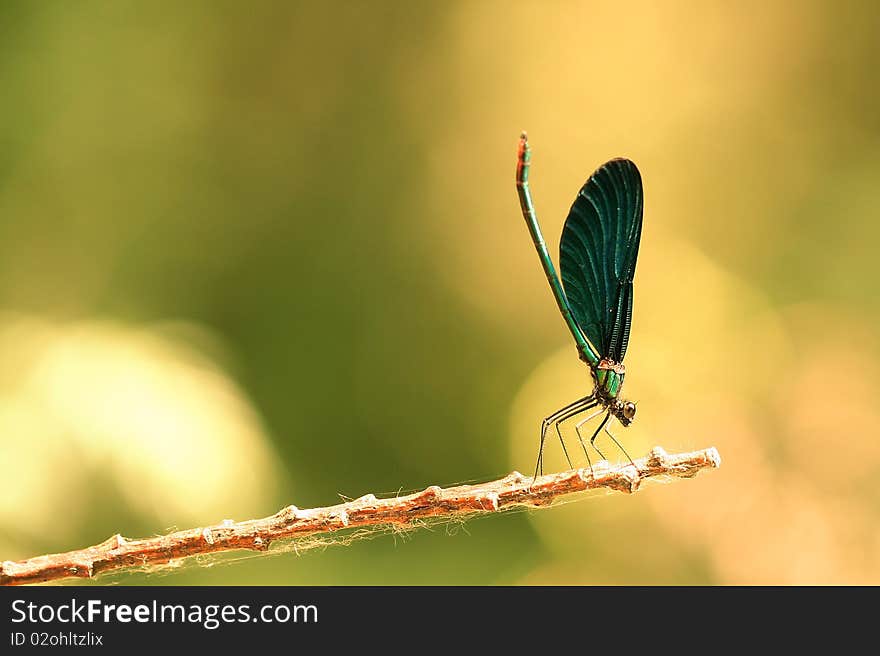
592,358 -> 636,427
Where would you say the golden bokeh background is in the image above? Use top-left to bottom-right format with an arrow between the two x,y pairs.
2,1 -> 878,584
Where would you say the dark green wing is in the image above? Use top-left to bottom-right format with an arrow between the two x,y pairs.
559,158 -> 643,363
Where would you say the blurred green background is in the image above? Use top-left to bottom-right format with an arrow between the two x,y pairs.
2,0 -> 879,585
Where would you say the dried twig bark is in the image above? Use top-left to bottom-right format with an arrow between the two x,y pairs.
1,445 -> 720,586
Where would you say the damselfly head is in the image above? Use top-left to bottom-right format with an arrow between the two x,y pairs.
613,399 -> 637,426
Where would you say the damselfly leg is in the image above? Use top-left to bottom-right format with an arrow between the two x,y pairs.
585,412 -> 612,462
534,394 -> 598,479
574,406 -> 609,464
603,421 -> 638,470
581,411 -> 639,470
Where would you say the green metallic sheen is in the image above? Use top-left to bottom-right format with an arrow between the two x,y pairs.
559,158 -> 643,364
608,371 -> 620,397
516,133 -> 600,367
594,369 -> 621,398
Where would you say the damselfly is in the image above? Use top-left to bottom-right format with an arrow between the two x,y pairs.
515,133 -> 643,477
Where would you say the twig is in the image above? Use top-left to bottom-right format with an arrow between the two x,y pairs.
1,445 -> 720,586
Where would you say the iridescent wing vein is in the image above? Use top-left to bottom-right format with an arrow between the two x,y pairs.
559,158 -> 643,363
